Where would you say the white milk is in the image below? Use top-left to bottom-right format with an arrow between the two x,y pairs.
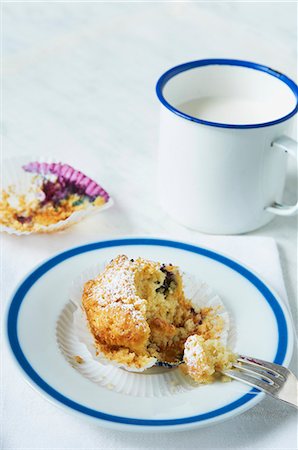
177,96 -> 274,124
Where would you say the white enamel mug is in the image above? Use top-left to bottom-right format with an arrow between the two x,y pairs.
156,59 -> 298,234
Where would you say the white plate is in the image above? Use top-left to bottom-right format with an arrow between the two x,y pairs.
6,237 -> 294,432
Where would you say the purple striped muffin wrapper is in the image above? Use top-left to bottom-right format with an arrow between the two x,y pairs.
1,156 -> 113,235
23,161 -> 110,202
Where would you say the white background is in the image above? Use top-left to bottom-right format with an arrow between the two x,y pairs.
1,2 -> 297,449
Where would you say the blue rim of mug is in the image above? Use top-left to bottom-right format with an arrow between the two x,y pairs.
6,237 -> 292,428
155,59 -> 298,129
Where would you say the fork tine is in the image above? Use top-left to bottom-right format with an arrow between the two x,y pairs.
223,369 -> 279,395
232,362 -> 281,386
226,357 -> 298,408
238,355 -> 289,378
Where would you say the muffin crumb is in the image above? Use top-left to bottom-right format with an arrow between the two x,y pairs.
74,355 -> 84,364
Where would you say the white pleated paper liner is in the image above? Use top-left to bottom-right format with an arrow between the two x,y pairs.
56,263 -> 237,398
0,155 -> 113,235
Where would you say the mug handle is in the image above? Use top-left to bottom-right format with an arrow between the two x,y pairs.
265,136 -> 298,216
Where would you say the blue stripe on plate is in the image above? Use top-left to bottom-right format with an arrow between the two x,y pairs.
7,238 -> 288,426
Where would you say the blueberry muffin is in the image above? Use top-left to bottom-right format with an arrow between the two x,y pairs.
82,255 -> 225,370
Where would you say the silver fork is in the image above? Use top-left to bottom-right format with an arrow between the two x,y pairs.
222,355 -> 298,408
